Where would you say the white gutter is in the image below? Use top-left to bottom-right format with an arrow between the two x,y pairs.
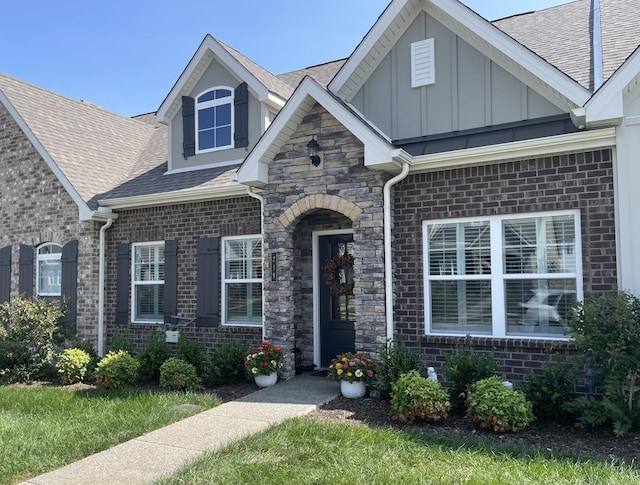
383,153 -> 411,342
245,186 -> 266,341
97,216 -> 114,356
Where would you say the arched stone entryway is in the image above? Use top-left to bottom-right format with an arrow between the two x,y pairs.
259,103 -> 391,376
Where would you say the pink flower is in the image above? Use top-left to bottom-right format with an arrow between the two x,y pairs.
367,370 -> 374,377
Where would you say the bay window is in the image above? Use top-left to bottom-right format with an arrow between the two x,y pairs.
222,236 -> 262,326
423,211 -> 582,338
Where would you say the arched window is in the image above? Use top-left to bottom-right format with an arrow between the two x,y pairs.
36,243 -> 62,296
196,87 -> 233,153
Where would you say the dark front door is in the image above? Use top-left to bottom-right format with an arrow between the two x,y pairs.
319,234 -> 355,366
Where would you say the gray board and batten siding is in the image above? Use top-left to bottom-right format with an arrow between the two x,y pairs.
350,11 -> 564,141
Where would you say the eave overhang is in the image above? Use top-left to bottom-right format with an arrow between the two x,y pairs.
97,184 -> 247,211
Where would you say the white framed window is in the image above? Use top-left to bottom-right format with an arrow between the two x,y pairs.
222,235 -> 262,326
423,210 -> 582,339
196,87 -> 233,153
36,243 -> 62,296
132,242 -> 164,323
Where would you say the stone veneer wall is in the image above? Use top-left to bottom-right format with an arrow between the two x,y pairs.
261,103 -> 391,375
392,149 -> 616,386
0,101 -> 101,344
104,196 -> 262,352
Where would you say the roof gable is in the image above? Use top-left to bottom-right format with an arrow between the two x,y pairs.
329,0 -> 591,111
237,77 -> 401,188
157,35 -> 290,123
576,47 -> 640,128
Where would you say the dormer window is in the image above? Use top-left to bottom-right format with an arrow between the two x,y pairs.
196,87 -> 233,153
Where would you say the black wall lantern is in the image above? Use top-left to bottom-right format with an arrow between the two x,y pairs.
307,136 -> 321,167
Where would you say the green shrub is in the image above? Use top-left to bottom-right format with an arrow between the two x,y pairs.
442,337 -> 498,414
466,376 -> 534,433
159,358 -> 202,391
376,340 -> 424,395
109,328 -> 134,354
0,296 -> 65,382
137,333 -> 170,382
390,370 -> 451,423
568,291 -> 640,436
177,334 -> 206,377
56,348 -> 91,385
96,350 -> 139,389
521,358 -> 577,422
206,335 -> 248,386
69,339 -> 100,380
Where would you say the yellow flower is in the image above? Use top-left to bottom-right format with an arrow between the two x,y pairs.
341,357 -> 348,362
347,372 -> 353,377
335,363 -> 342,369
337,369 -> 343,375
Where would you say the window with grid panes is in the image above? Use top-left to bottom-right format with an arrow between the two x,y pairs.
423,211 -> 581,338
222,236 -> 262,325
132,242 -> 164,322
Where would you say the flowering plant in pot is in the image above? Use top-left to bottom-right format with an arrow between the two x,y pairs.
244,341 -> 284,377
327,352 -> 377,383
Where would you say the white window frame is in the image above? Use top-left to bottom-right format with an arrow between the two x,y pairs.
36,243 -> 62,297
422,210 -> 583,340
131,241 -> 164,324
221,235 -> 263,327
195,87 -> 234,154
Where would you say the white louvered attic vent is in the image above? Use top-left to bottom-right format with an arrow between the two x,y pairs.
411,38 -> 435,88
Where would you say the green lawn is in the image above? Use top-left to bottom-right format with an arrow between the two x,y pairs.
0,385 -> 221,485
156,418 -> 640,485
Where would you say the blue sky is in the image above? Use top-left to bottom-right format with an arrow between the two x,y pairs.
1,0 -> 573,116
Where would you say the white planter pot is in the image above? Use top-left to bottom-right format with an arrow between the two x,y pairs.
254,372 -> 278,388
340,380 -> 366,399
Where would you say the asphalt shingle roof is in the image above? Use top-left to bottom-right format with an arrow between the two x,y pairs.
2,0 -> 639,209
0,73 -> 157,210
494,0 -> 640,90
493,0 -> 593,89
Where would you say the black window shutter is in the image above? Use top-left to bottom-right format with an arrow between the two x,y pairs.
18,244 -> 33,298
234,82 -> 249,148
61,240 -> 78,326
115,243 -> 130,325
196,237 -> 220,327
163,240 -> 178,324
0,246 -> 11,303
182,96 -> 196,158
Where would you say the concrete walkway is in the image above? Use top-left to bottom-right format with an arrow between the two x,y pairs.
19,374 -> 340,485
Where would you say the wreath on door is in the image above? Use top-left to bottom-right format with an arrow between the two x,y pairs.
324,252 -> 355,296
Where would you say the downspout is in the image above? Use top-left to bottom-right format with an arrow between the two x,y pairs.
98,216 -> 114,357
383,158 -> 410,343
245,186 -> 266,340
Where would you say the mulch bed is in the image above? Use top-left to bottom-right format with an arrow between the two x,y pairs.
306,394 -> 640,467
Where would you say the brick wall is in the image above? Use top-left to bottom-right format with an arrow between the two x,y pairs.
392,149 -> 616,385
0,101 -> 101,344
104,197 -> 262,353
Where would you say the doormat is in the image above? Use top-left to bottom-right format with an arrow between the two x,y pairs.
310,370 -> 327,377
